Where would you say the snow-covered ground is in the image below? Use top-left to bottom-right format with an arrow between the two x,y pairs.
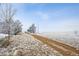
0,33 -> 8,39
40,32 -> 79,49
0,33 -> 62,56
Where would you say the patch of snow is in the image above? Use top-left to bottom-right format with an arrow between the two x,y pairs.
0,33 -> 8,39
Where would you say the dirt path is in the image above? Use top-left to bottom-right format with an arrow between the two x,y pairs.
31,34 -> 79,56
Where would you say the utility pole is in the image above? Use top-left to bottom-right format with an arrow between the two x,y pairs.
38,24 -> 39,33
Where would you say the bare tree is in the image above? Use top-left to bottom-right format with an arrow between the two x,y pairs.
0,4 -> 16,40
14,20 -> 22,35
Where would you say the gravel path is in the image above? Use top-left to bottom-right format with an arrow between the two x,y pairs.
0,33 -> 62,56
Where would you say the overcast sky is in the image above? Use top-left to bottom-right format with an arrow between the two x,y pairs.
12,3 -> 79,32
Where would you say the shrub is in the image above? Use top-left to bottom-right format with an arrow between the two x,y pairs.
0,37 -> 11,48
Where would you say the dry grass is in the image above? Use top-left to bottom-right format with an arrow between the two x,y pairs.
32,34 -> 79,56
41,32 -> 79,49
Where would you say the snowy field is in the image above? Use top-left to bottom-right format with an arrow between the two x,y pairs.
39,32 -> 79,49
0,33 -> 8,39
